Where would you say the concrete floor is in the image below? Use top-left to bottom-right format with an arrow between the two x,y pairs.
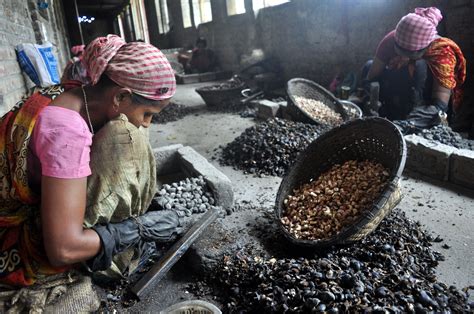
135,82 -> 473,311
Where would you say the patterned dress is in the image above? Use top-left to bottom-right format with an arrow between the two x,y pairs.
0,86 -> 70,286
424,37 -> 467,111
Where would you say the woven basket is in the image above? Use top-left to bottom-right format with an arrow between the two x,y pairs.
195,83 -> 245,107
287,78 -> 349,125
275,118 -> 406,248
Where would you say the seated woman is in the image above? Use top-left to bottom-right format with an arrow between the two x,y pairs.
363,7 -> 466,128
0,35 -> 196,310
187,37 -> 218,73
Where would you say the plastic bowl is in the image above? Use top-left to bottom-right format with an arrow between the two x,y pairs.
160,300 -> 222,314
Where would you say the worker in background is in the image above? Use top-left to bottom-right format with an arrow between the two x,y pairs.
187,37 -> 218,73
71,44 -> 86,58
0,35 -> 201,312
61,44 -> 89,89
363,7 -> 466,131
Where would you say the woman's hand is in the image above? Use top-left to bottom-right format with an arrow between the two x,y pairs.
89,210 -> 180,271
41,176 -> 101,267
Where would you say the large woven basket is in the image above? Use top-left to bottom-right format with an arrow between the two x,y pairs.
275,118 -> 406,248
287,78 -> 349,125
195,83 -> 245,107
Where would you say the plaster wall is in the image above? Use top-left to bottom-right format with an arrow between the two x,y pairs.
0,0 -> 69,114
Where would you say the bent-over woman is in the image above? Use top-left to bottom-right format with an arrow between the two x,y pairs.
364,7 -> 466,129
0,35 -> 194,311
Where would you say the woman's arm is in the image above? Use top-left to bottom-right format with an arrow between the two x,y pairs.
41,176 -> 101,267
367,57 -> 386,81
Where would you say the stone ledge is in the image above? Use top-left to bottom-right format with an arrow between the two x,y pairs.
405,135 -> 456,181
449,149 -> 474,190
153,145 -> 234,210
256,99 -> 280,120
405,134 -> 474,191
178,146 -> 234,210
153,144 -> 183,176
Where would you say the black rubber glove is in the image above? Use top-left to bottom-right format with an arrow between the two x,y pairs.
395,100 -> 448,134
87,210 -> 180,271
173,206 -> 226,236
174,208 -> 204,232
406,105 -> 442,130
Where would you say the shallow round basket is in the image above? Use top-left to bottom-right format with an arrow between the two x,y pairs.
195,83 -> 245,107
275,117 -> 406,249
340,100 -> 363,120
160,300 -> 221,314
287,78 -> 349,125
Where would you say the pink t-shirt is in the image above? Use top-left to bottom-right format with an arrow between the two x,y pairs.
27,106 -> 93,190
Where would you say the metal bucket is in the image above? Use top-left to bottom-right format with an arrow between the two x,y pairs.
339,100 -> 363,119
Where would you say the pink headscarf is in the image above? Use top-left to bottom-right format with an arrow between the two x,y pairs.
82,35 -> 176,101
395,7 -> 443,51
71,45 -> 85,56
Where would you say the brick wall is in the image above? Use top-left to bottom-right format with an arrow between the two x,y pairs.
0,0 -> 69,115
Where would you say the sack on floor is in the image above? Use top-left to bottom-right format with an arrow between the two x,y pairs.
0,272 -> 100,313
16,42 -> 60,87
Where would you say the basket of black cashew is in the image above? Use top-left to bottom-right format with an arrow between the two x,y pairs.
195,76 -> 245,107
275,118 -> 406,248
287,78 -> 350,127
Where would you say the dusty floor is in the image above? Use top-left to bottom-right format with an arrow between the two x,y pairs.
127,83 -> 473,312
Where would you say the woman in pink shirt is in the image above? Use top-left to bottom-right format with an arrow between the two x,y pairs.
0,35 -> 196,296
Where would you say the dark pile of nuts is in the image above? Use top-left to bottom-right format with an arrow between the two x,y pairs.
294,96 -> 343,126
219,118 -> 329,176
149,176 -> 215,214
282,160 -> 390,240
151,103 -> 194,124
202,208 -> 471,313
417,125 -> 474,150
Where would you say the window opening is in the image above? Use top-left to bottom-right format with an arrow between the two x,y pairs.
226,0 -> 246,16
131,0 -> 144,40
253,0 -> 289,13
117,14 -> 125,38
192,0 -> 212,26
181,0 -> 192,28
155,0 -> 170,34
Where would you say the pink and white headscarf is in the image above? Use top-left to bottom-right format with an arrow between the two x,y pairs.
82,35 -> 176,101
395,7 -> 443,51
71,45 -> 85,57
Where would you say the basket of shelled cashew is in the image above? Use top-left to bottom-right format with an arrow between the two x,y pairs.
287,78 -> 352,127
275,118 -> 406,248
